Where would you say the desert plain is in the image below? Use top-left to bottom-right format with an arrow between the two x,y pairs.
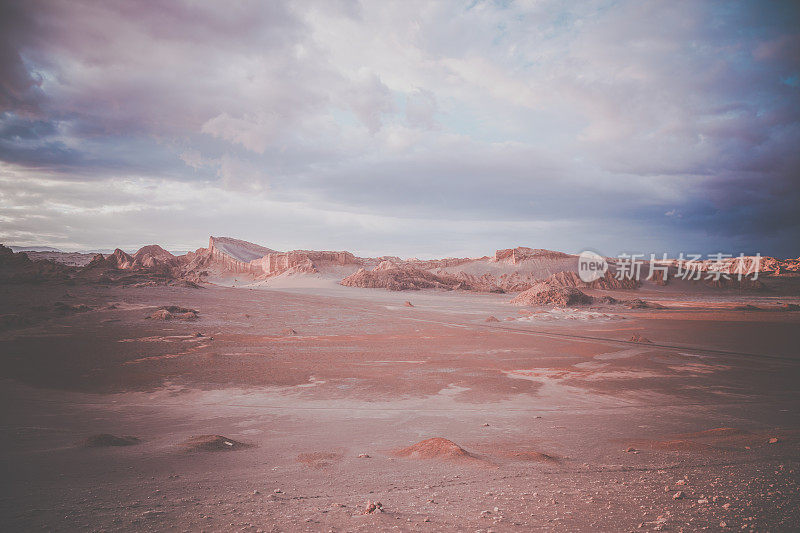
1,239 -> 798,532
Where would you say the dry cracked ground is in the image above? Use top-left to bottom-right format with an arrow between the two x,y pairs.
0,282 -> 798,531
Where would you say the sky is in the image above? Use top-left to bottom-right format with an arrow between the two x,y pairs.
1,0 -> 798,259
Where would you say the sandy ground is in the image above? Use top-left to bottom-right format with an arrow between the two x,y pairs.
0,282 -> 798,532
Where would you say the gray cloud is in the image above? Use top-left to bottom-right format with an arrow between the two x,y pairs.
0,0 -> 798,257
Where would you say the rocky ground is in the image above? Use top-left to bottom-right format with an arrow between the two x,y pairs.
0,281 -> 798,531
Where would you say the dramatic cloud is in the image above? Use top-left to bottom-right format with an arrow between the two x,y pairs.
0,0 -> 798,257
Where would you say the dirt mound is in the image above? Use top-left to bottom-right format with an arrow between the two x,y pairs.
394,437 -> 484,464
147,306 -> 199,320
296,451 -> 341,468
485,315 -> 500,322
628,333 -> 653,343
81,434 -> 140,447
281,327 -> 298,335
511,284 -> 593,307
623,299 -> 664,309
181,435 -> 251,452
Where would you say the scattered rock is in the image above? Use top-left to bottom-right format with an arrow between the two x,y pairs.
673,491 -> 684,500
357,453 -> 370,458
180,435 -> 251,452
768,437 -> 779,444
362,501 -> 383,514
628,333 -> 653,343
281,327 -> 298,335
404,301 -> 414,307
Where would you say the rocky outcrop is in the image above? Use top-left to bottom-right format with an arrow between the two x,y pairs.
203,236 -> 361,278
511,284 -> 594,306
253,250 -> 360,277
207,236 -> 270,274
131,245 -> 176,269
341,264 -> 458,291
545,270 -> 640,290
340,263 -> 504,292
0,244 -> 73,283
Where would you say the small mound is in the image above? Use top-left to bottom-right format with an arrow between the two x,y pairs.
734,304 -> 760,310
281,327 -> 298,335
394,437 -> 483,464
159,305 -> 197,314
628,333 -> 653,343
181,434 -> 251,452
485,315 -> 500,322
623,299 -> 665,309
296,451 -> 341,468
147,306 -> 199,320
82,433 -> 140,447
404,301 -> 414,307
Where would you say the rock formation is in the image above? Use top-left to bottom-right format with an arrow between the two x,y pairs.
511,283 -> 594,307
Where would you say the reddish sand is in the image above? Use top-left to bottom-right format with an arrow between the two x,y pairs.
0,276 -> 798,530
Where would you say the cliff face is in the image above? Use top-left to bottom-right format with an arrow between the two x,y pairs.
208,246 -> 258,274
205,236 -> 361,277
253,250 -> 361,276
493,247 -> 571,264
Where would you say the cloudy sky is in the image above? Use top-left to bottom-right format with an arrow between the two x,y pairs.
1,1 -> 798,258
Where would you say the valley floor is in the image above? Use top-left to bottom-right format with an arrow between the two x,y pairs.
0,282 -> 798,531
